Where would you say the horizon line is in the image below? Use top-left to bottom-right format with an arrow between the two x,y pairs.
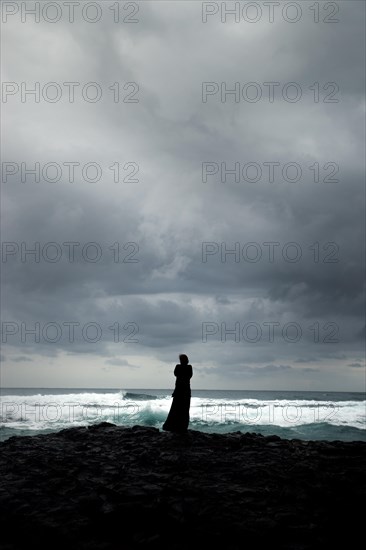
0,387 -> 365,394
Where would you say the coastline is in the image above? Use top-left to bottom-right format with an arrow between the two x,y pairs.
1,387 -> 365,443
1,422 -> 365,549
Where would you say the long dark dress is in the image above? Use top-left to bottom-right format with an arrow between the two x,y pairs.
162,363 -> 193,433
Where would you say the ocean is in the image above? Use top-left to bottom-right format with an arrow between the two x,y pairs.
0,388 -> 365,443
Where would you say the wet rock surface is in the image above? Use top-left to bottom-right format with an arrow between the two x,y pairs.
0,423 -> 365,549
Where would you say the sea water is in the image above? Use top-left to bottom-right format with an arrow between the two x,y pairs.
0,388 -> 365,442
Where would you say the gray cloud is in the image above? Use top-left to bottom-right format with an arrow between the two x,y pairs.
1,1 -> 364,390
12,356 -> 33,363
348,363 -> 364,369
104,357 -> 138,368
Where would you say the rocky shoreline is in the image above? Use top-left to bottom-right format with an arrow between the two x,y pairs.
1,422 -> 365,549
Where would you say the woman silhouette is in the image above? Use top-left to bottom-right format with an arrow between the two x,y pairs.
162,354 -> 193,433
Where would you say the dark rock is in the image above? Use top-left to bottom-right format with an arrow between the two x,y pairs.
0,423 -> 365,549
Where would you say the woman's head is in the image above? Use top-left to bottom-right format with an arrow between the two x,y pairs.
179,354 -> 189,365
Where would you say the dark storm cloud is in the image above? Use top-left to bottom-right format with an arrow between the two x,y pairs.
295,357 -> 319,363
1,1 -> 364,389
198,363 -> 320,380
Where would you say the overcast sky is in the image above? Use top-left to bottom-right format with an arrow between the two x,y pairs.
1,0 -> 365,391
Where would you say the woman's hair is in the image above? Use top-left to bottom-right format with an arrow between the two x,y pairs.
179,354 -> 189,365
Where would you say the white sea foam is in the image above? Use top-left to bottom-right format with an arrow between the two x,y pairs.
1,390 -> 365,436
190,397 -> 366,429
